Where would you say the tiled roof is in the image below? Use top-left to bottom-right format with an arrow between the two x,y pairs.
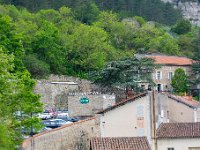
147,55 -> 193,66
97,93 -> 147,114
157,122 -> 200,138
90,137 -> 151,150
168,95 -> 199,108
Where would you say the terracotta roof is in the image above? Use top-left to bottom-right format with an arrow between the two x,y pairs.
168,95 -> 199,108
147,55 -> 193,66
90,137 -> 151,150
157,122 -> 200,139
97,93 -> 147,114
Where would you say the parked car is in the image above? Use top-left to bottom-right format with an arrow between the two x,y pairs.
42,119 -> 72,128
56,110 -> 68,117
38,113 -> 52,120
56,116 -> 79,122
67,116 -> 79,122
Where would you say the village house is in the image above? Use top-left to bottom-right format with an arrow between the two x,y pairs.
156,93 -> 200,124
97,91 -> 200,149
90,137 -> 151,150
157,122 -> 200,150
139,54 -> 194,92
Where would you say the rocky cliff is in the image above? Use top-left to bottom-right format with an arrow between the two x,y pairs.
161,0 -> 200,25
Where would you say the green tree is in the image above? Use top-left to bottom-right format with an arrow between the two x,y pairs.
0,50 -> 43,148
0,12 -> 43,148
0,15 -> 25,71
134,23 -> 180,55
0,49 -> 15,150
171,19 -> 192,35
66,24 -> 117,77
24,54 -> 50,78
32,21 -> 66,74
75,2 -> 100,24
192,30 -> 200,60
92,56 -> 157,94
171,68 -> 188,94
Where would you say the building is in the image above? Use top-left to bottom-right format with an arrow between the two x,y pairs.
97,92 -> 200,149
156,93 -> 200,125
97,92 -> 156,148
90,137 -> 151,150
68,92 -> 116,118
157,122 -> 200,150
145,54 -> 194,92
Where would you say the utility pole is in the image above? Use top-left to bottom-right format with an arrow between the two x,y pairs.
152,91 -> 157,150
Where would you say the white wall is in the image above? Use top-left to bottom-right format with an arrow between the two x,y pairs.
157,138 -> 200,150
100,95 -> 151,137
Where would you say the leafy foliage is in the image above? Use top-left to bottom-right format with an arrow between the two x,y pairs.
171,68 -> 188,94
92,56 -> 157,92
171,19 -> 192,35
0,14 -> 43,149
66,24 -> 117,77
2,0 -> 182,25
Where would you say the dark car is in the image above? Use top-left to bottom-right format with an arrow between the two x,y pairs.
42,119 -> 72,128
56,116 -> 79,122
67,117 -> 79,122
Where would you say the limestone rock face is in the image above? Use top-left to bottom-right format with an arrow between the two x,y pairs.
161,0 -> 200,26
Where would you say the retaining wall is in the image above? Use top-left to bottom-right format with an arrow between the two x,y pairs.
22,117 -> 100,150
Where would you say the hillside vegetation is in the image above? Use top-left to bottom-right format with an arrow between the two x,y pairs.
2,0 -> 182,25
0,2 -> 200,149
0,4 -> 199,79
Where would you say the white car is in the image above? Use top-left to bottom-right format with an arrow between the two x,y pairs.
38,113 -> 52,119
56,110 -> 68,117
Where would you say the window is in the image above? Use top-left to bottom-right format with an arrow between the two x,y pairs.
168,72 -> 173,80
168,148 -> 174,150
156,71 -> 162,80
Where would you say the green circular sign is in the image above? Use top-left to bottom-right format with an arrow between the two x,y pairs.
80,97 -> 89,104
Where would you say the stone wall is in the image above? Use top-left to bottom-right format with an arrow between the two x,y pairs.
68,92 -> 116,117
34,75 -> 98,110
22,117 -> 100,150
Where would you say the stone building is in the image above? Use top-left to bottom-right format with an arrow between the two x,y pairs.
68,92 -> 115,118
34,75 -> 116,116
145,54 -> 194,92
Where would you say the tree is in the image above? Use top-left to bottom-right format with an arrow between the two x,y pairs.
0,12 -> 43,148
92,56 -> 157,95
0,49 -> 15,149
0,15 -> 25,72
134,23 -> 180,55
75,2 -> 100,24
0,50 -> 43,148
24,54 -> 50,78
32,21 -> 66,74
171,68 -> 188,94
192,30 -> 200,60
171,19 -> 192,35
66,24 -> 117,77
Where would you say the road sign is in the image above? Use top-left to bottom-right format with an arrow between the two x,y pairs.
80,97 -> 89,104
